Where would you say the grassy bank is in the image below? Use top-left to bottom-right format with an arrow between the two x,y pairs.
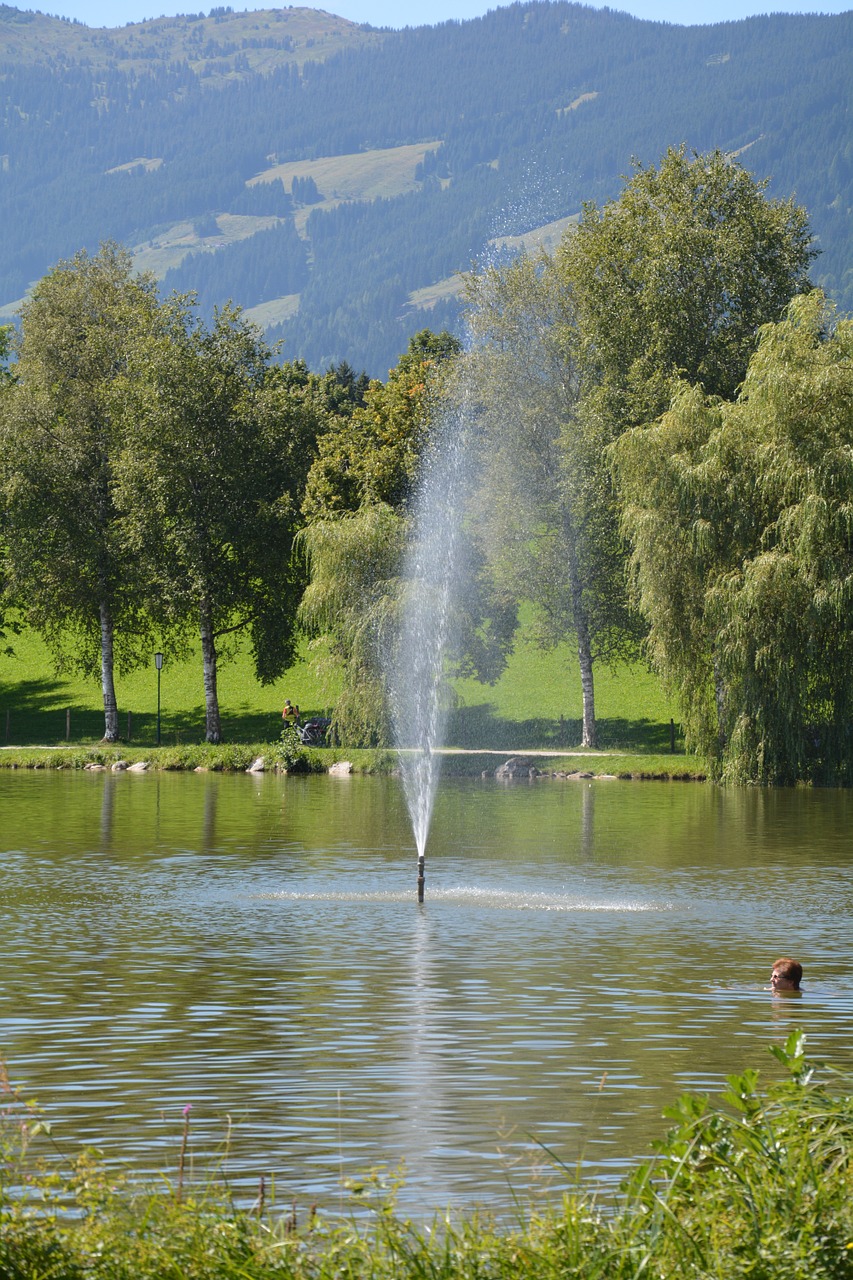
2,1033 -> 851,1278
0,742 -> 707,779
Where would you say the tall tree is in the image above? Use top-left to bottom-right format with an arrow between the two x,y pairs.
557,145 -> 817,427
298,504 -> 406,746
613,292 -> 853,783
115,303 -> 320,743
464,253 -> 639,748
299,331 -> 454,744
302,329 -> 461,520
0,244 -> 161,741
299,329 -> 515,745
0,325 -> 17,658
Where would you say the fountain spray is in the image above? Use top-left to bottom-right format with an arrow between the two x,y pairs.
390,382 -> 475,901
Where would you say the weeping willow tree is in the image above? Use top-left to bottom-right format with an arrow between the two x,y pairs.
613,292 -> 853,784
297,505 -> 406,746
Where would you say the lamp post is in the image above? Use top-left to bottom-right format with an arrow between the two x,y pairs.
154,651 -> 163,746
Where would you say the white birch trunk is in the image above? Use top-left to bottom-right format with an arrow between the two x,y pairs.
99,599 -> 119,742
200,605 -> 222,744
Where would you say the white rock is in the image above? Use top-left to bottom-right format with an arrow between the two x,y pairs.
328,760 -> 353,776
127,761 -> 149,772
247,756 -> 266,773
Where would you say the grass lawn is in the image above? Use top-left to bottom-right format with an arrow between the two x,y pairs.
0,621 -> 685,760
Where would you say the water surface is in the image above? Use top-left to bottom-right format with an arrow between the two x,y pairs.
2,771 -> 852,1213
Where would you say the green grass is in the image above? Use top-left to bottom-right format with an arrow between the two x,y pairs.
0,626 -> 334,748
3,1033 -> 851,1278
449,624 -> 681,754
0,620 -> 692,768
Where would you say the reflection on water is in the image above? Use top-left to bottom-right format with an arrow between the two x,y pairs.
1,771 -> 852,1214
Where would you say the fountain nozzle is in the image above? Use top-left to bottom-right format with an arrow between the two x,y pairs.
417,853 -> 425,902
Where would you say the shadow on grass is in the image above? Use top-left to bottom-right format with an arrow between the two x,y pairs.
0,677 -> 83,745
1,680 -> 673,753
0,690 -> 329,747
447,703 -> 681,753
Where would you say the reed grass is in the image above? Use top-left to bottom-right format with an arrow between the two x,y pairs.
3,1034 -> 851,1278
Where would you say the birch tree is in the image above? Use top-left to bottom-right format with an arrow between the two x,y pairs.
115,303 -> 320,743
557,145 -> 817,428
0,244 -> 160,741
464,253 -> 639,747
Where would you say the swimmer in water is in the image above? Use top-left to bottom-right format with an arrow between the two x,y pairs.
770,957 -> 803,993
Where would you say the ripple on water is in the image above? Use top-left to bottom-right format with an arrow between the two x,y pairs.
258,886 -> 675,912
3,772 -> 853,1217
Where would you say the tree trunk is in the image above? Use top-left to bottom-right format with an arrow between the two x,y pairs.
565,519 -> 597,748
200,604 -> 222,744
99,599 -> 120,742
712,652 -> 727,753
577,622 -> 597,749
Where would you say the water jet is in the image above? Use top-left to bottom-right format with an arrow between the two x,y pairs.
390,385 -> 476,900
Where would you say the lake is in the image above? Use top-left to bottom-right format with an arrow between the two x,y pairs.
2,769 -> 852,1216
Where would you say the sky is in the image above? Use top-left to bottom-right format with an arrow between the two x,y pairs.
42,0 -> 853,31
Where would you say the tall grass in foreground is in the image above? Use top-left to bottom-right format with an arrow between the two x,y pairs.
2,1033 -> 852,1279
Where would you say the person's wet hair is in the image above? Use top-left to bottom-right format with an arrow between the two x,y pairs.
771,957 -> 802,989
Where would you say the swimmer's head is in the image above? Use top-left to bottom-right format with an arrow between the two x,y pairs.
771,957 -> 802,992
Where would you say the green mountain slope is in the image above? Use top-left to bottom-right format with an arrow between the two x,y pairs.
0,1 -> 850,375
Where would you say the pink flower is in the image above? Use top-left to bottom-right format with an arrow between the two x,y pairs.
182,1104 -> 192,1117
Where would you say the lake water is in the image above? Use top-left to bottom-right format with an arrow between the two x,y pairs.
2,770 -> 852,1216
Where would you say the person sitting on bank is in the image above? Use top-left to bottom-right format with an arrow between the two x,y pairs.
282,699 -> 300,725
770,957 -> 803,992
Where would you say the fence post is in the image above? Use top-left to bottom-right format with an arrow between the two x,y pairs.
670,718 -> 676,753
127,711 -> 132,742
66,708 -> 71,741
4,709 -> 9,744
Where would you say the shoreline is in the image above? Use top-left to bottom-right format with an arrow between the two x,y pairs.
0,742 -> 708,780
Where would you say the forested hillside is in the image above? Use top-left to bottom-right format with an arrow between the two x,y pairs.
0,1 -> 850,375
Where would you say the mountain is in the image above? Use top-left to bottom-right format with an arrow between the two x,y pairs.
0,1 -> 850,376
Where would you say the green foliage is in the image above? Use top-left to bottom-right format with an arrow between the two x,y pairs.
302,329 -> 460,520
614,292 -> 853,783
0,325 -> 12,382
559,145 -> 816,424
464,251 -> 640,747
2,1037 -> 852,1277
300,332 -> 468,747
623,1031 -> 853,1278
269,722 -> 309,772
113,300 -> 321,742
0,243 -> 163,740
298,504 -> 405,746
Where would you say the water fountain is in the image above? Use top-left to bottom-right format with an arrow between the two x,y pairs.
389,382 -> 477,901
